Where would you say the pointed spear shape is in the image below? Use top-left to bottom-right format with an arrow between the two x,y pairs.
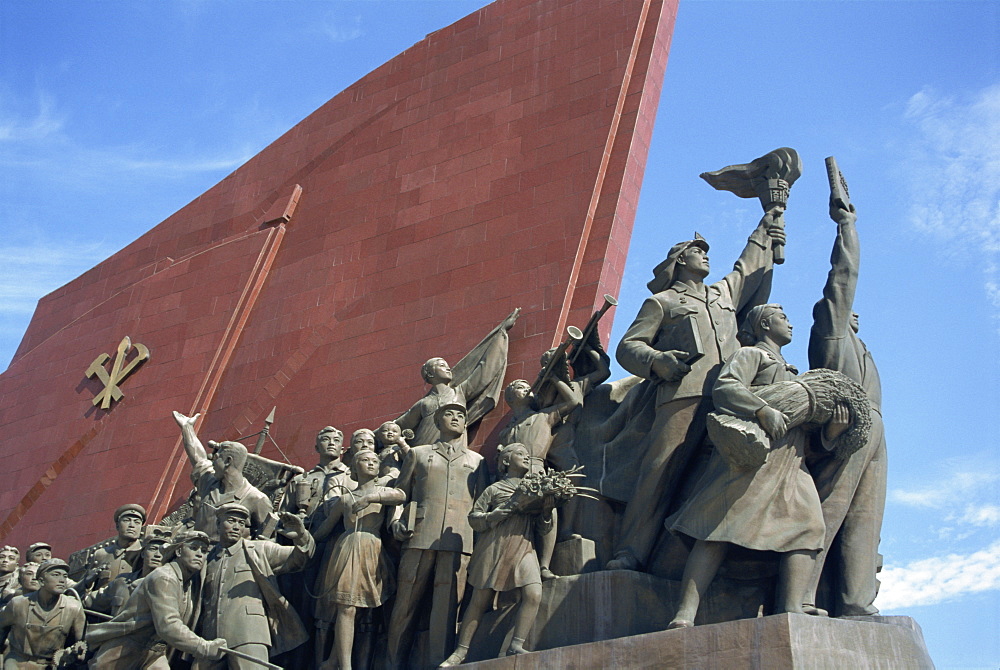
254,406 -> 276,455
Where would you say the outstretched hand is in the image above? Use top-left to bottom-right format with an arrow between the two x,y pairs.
277,512 -> 306,541
502,307 -> 521,331
172,411 -> 200,429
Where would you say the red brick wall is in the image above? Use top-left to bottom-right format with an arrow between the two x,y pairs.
0,0 -> 677,555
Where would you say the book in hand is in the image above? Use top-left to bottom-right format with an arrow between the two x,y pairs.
825,156 -> 851,209
678,317 -> 705,365
654,316 -> 705,366
401,501 -> 418,534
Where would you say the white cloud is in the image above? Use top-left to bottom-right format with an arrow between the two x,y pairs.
0,241 -> 112,315
902,84 -> 1000,318
0,91 -> 253,189
891,469 -> 999,509
1,137 -> 250,186
958,503 -> 1000,527
319,14 -> 364,43
877,539 -> 1000,610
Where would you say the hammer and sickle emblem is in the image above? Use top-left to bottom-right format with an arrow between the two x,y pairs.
85,336 -> 150,409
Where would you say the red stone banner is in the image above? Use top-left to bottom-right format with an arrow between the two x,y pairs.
0,0 -> 677,554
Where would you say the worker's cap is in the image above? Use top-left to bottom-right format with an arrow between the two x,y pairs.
35,558 -> 70,579
142,525 -> 173,547
167,530 -> 212,554
27,542 -> 52,553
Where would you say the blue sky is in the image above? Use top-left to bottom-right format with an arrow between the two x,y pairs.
1,1 -> 997,667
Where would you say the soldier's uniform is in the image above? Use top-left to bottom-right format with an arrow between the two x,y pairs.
0,560 -> 86,670
611,221 -> 775,569
88,540 -> 142,591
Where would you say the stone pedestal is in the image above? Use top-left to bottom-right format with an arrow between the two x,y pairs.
549,536 -> 599,576
462,613 -> 935,669
467,568 -> 768,661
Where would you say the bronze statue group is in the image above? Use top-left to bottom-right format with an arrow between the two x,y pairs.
0,153 -> 886,670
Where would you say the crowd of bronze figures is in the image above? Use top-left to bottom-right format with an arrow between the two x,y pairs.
0,157 -> 886,670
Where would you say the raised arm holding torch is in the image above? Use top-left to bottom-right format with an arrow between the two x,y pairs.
700,146 -> 802,264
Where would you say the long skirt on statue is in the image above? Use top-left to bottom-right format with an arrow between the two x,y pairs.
667,430 -> 825,553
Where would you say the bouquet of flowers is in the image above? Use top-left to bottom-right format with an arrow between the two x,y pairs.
508,465 -> 597,512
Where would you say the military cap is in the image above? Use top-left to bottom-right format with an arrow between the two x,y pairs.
215,502 -> 251,520
433,402 -> 467,421
114,503 -> 148,524
647,234 -> 710,294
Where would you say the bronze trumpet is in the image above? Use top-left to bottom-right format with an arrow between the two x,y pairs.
567,294 -> 617,367
530,326 -> 584,396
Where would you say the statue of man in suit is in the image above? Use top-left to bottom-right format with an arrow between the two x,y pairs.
386,403 -> 490,669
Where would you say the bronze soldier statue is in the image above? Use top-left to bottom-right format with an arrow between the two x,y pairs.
85,526 -> 172,618
77,504 -> 147,595
0,559 -> 87,669
607,210 -> 785,571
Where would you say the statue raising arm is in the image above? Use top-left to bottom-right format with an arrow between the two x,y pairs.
396,309 -> 519,445
722,206 -> 787,314
809,199 -> 860,369
172,410 -> 210,469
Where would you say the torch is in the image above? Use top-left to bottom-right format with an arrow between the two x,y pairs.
699,147 -> 802,264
